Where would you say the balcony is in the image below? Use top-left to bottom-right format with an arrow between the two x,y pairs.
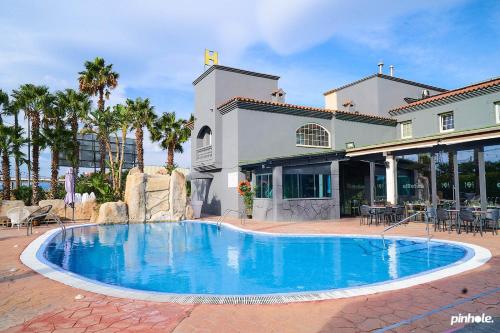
196,145 -> 213,162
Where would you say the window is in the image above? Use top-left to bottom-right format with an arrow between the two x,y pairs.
255,174 -> 273,198
282,164 -> 332,199
197,126 -> 212,148
296,123 -> 330,148
401,121 -> 412,139
439,112 -> 454,132
495,102 -> 500,124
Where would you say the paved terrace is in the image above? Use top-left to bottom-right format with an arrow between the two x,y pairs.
0,218 -> 498,333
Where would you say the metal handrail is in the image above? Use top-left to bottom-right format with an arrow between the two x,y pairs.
215,209 -> 246,228
381,211 -> 429,248
27,213 -> 66,235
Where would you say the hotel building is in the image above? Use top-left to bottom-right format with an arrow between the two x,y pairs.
190,64 -> 500,221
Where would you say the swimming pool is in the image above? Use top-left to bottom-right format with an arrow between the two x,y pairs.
22,222 -> 491,304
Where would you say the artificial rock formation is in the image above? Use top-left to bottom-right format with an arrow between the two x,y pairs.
124,168 -> 188,222
38,199 -> 97,221
95,201 -> 128,224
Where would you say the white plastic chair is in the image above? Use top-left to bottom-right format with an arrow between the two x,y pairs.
7,207 -> 30,230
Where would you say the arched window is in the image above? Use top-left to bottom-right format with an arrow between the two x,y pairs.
296,123 -> 330,147
197,126 -> 212,148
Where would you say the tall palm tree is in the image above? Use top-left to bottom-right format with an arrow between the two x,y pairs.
0,90 -> 12,198
43,99 -> 75,199
78,57 -> 119,174
55,89 -> 91,175
6,101 -> 27,189
126,98 -> 156,173
150,112 -> 194,169
11,84 -> 53,205
0,122 -> 14,200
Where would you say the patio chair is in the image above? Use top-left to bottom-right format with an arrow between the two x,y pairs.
360,205 -> 373,226
459,208 -> 480,236
425,207 -> 436,230
394,206 -> 406,224
351,200 -> 360,217
485,209 -> 499,235
6,207 -> 31,230
436,208 -> 449,232
383,206 -> 394,225
26,205 -> 52,235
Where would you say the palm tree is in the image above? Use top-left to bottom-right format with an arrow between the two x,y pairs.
126,98 -> 156,173
150,112 -> 194,169
55,89 -> 91,175
0,122 -> 14,200
78,57 -> 119,174
0,90 -> 12,198
5,101 -> 27,190
11,84 -> 53,205
43,99 -> 75,199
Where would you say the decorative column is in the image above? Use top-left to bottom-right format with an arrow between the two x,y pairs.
452,152 -> 460,210
272,166 -> 283,221
477,147 -> 487,211
430,153 -> 438,210
386,154 -> 397,204
331,161 -> 340,219
369,162 -> 375,206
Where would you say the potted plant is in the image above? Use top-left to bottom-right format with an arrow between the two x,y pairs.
238,180 -> 254,218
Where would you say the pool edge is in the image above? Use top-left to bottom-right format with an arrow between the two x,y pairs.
20,222 -> 493,305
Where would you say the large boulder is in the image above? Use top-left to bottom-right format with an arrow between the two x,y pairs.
124,172 -> 147,222
95,201 -> 128,224
185,204 -> 194,220
39,199 -> 65,217
169,170 -> 187,220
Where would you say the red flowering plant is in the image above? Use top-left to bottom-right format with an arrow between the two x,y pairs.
237,180 -> 254,214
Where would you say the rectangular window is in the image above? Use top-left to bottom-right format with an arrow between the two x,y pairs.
255,174 -> 273,198
439,112 -> 454,132
496,102 -> 500,124
283,174 -> 332,199
401,121 -> 412,139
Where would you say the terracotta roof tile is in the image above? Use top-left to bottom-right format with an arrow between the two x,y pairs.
217,97 -> 396,122
390,77 -> 500,114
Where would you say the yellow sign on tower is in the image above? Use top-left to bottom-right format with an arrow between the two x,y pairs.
204,49 -> 218,66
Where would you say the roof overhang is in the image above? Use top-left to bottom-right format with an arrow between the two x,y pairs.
346,126 -> 500,157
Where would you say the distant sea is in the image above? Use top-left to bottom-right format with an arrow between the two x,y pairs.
0,182 -> 51,190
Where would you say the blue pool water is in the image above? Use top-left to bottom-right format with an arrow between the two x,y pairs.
42,222 -> 468,295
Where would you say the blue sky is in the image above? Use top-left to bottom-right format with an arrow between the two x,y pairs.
0,0 -> 499,177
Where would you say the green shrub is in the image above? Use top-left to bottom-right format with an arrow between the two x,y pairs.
12,186 -> 46,205
75,173 -> 116,203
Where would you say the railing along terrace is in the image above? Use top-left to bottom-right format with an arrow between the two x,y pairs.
196,145 -> 213,161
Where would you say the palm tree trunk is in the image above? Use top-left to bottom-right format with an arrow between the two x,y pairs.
31,114 -> 40,205
167,143 -> 174,168
49,148 -> 59,199
71,115 -> 79,176
14,112 -> 20,190
136,127 -> 144,173
117,127 -> 126,193
98,89 -> 106,174
2,148 -> 10,200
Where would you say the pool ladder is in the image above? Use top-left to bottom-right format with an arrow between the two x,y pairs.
381,211 -> 430,248
216,209 -> 246,228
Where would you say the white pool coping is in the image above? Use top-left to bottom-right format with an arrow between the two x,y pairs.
20,221 -> 492,304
